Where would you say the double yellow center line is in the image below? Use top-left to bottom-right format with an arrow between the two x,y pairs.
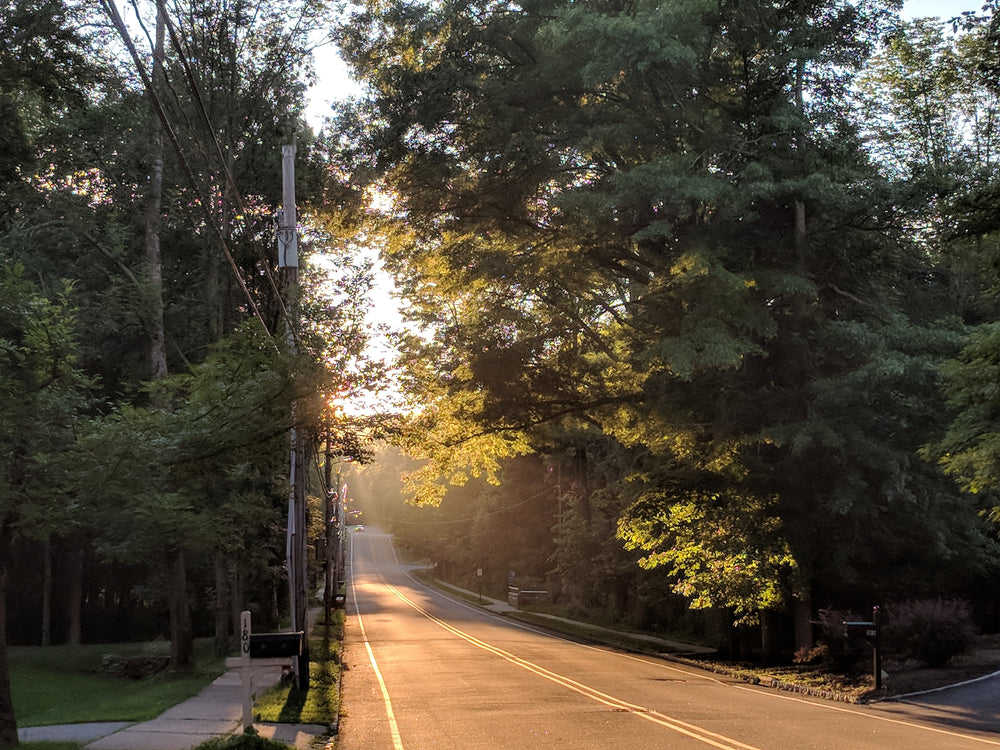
378,571 -> 761,750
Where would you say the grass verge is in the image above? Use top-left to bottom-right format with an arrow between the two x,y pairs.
507,610 -> 693,654
411,572 -> 1000,703
252,609 -> 343,726
194,726 -> 297,749
12,637 -> 226,727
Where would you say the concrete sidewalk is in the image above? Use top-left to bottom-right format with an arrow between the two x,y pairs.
18,664 -> 329,750
18,607 -> 331,750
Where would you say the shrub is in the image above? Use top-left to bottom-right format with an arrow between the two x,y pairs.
885,599 -> 977,667
813,608 -> 869,672
793,643 -> 830,665
194,727 -> 292,750
97,653 -> 170,679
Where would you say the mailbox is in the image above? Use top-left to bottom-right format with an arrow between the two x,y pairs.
249,632 -> 303,659
844,621 -> 877,640
843,606 -> 883,691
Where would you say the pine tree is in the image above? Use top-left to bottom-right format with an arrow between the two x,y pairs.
333,0 -> 997,650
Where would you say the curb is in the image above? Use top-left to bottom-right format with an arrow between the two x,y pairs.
415,572 -> 877,705
879,667 -> 1000,702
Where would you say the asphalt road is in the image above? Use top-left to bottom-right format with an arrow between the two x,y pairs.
337,529 -> 1000,750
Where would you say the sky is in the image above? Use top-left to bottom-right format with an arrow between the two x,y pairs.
903,0 -> 979,19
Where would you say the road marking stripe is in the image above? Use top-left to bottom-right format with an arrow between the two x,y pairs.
368,534 -> 1000,749
593,640 -> 1000,747
730,683 -> 1000,747
349,536 -> 405,750
379,573 -> 761,750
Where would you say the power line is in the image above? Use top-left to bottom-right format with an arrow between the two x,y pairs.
160,8 -> 291,330
100,0 -> 277,343
159,0 -> 334,343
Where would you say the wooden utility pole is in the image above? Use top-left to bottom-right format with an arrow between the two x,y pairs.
334,469 -> 345,596
324,430 -> 333,625
279,143 -> 308,688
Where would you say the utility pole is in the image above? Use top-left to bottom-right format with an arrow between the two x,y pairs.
335,469 -> 345,594
324,429 -> 334,626
279,142 -> 308,689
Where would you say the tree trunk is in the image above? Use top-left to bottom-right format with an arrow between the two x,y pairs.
229,565 -> 243,644
66,544 -> 83,645
213,554 -> 229,657
793,593 -> 813,654
760,610 -> 778,665
167,547 -> 193,670
41,538 -> 51,647
0,519 -> 19,747
145,0 -> 168,380
270,580 -> 280,629
206,154 -> 231,341
793,0 -> 808,278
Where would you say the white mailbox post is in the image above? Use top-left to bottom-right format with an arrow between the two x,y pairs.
225,610 -> 298,730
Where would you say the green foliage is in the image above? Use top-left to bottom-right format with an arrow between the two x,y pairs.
884,599 -> 978,667
927,322 -> 1000,492
194,727 -> 293,750
0,0 -> 102,209
0,261 -> 92,533
855,18 -> 996,186
75,325 -> 293,568
620,490 -> 797,624
331,0 -> 997,642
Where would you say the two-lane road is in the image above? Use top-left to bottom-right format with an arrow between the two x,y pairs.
337,529 -> 1000,749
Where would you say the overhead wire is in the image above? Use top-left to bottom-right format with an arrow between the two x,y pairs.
99,0 -> 281,345
159,6 -> 293,335
161,0 -> 333,347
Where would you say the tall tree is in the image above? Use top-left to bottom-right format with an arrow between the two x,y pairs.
921,6 -> 1000,522
0,265 -> 91,748
89,0 -> 339,666
333,0 -> 996,651
0,3 -> 102,743
146,0 -> 169,380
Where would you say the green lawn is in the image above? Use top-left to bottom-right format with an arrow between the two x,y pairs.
11,638 -> 226,727
252,612 -> 342,727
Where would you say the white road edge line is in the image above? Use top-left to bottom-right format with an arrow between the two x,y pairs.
397,553 -> 1000,748
349,534 -> 405,750
379,572 -> 761,750
729,682 -> 1000,746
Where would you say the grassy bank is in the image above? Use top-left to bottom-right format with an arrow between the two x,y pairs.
251,608 -> 344,726
11,637 -> 226,727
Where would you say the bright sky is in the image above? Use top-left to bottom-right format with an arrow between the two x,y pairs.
903,0 -> 977,19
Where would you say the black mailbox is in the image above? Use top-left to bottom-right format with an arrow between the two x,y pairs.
844,606 -> 883,691
249,632 -> 303,659
844,621 -> 877,639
